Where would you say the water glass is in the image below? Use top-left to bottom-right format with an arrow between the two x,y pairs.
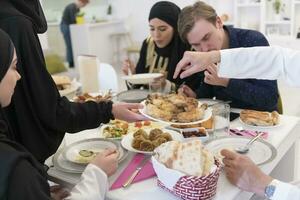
212,103 -> 230,137
149,79 -> 164,94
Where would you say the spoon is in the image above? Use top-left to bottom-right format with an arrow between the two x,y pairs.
235,132 -> 264,154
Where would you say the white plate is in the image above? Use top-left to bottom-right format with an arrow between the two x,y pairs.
122,73 -> 163,85
116,89 -> 150,103
139,100 -> 213,126
198,98 -> 223,106
52,149 -> 85,173
205,136 -> 277,166
59,80 -> 81,98
62,138 -> 127,165
121,128 -> 184,154
239,116 -> 281,129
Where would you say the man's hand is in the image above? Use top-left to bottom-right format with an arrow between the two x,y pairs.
173,51 -> 221,79
221,149 -> 273,197
204,64 -> 229,87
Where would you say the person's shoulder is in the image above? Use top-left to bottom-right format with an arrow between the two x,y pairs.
236,28 -> 266,40
234,27 -> 269,46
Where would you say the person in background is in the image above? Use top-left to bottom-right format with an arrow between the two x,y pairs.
173,46 -> 300,200
0,0 -> 146,164
0,29 -> 119,200
60,0 -> 89,68
122,1 -> 201,93
177,1 -> 279,113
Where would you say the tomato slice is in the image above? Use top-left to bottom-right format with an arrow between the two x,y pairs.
135,121 -> 142,128
143,121 -> 151,126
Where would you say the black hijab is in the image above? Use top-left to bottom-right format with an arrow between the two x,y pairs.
0,0 -> 114,163
137,1 -> 201,88
0,29 -> 14,81
0,29 -> 49,199
0,0 -> 47,33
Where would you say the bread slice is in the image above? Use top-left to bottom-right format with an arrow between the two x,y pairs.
154,140 -> 214,176
240,109 -> 279,126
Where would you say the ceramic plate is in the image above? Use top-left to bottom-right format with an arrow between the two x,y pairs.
205,136 -> 277,166
198,98 -> 223,106
61,138 -> 127,165
139,100 -> 212,126
239,116 -> 281,129
52,149 -> 85,174
59,80 -> 81,97
122,73 -> 163,85
121,128 -> 184,154
116,89 -> 150,103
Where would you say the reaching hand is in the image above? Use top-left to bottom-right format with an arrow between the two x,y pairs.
173,51 -> 220,79
204,64 -> 229,87
177,85 -> 197,98
122,59 -> 135,75
112,103 -> 148,122
50,185 -> 70,200
221,149 -> 273,197
91,148 -> 119,177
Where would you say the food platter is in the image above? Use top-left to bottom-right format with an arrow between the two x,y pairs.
139,100 -> 212,126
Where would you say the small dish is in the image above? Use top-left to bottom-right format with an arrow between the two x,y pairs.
181,127 -> 209,142
62,138 -> 127,165
121,128 -> 184,154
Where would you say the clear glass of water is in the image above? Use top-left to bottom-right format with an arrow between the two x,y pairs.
212,103 -> 230,138
149,79 -> 164,94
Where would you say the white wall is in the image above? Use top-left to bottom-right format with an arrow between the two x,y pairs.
111,0 -> 207,43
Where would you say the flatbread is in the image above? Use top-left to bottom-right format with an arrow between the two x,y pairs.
154,140 -> 214,176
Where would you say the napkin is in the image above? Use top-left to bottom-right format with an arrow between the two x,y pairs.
110,153 -> 156,190
229,128 -> 268,139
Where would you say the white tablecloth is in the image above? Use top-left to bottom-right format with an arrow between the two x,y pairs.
46,115 -> 300,200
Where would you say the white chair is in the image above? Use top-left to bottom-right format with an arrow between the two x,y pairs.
77,55 -> 118,93
97,62 -> 119,93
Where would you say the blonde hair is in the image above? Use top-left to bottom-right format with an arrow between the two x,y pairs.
178,1 -> 218,43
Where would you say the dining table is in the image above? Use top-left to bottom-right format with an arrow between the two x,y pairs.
46,113 -> 300,200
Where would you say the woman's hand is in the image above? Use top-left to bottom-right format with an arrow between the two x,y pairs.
91,148 -> 119,177
112,103 -> 148,122
122,59 -> 135,75
50,185 -> 70,200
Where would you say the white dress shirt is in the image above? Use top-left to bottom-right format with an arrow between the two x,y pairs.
66,164 -> 108,200
219,46 -> 300,87
218,45 -> 300,200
